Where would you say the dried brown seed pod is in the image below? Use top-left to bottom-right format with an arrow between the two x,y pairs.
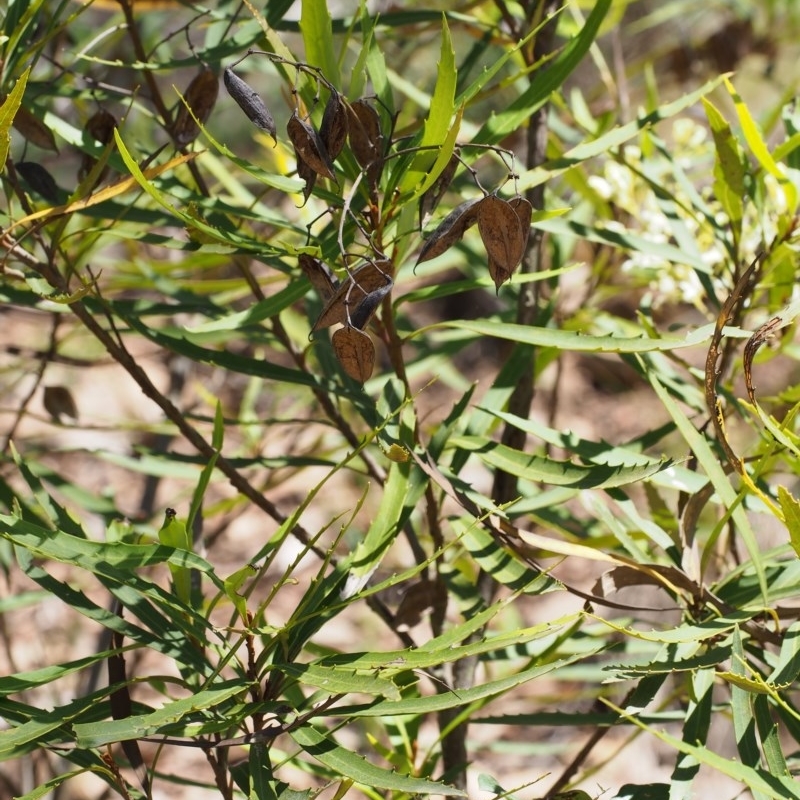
296,154 -> 317,204
17,161 -> 60,203
43,385 -> 78,423
287,111 -> 335,181
319,90 -> 348,162
172,68 -> 219,146
415,197 -> 482,266
347,99 -> 383,189
223,67 -> 277,144
13,106 -> 58,152
419,150 -> 460,227
299,253 -> 339,301
313,260 -> 392,331
332,325 -> 375,383
79,109 -> 117,184
477,195 -> 525,289
508,195 -> 532,255
348,278 -> 393,330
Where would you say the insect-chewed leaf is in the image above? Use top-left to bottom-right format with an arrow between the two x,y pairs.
419,150 -> 460,227
288,111 -> 336,181
348,278 -> 393,329
477,194 -> 525,275
13,106 -> 58,152
172,68 -> 219,146
223,67 -> 277,144
416,197 -> 482,266
312,260 -> 392,331
332,325 -> 375,383
347,99 -> 383,188
17,161 -> 60,203
319,90 -> 348,162
299,253 -> 339,301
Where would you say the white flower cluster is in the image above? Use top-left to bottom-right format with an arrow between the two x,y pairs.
583,117 -> 791,313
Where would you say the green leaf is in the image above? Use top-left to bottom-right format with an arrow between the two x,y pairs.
645,368 -> 767,602
725,77 -> 798,214
778,486 -> 800,558
702,96 -> 745,244
0,67 -> 29,167
416,317 -> 746,354
158,508 -> 192,605
450,435 -> 672,489
300,0 -> 340,89
343,460 -> 412,593
474,0 -> 611,144
669,668 -> 714,793
397,15 -> 457,196
288,725 -> 465,795
73,682 -> 248,746
518,75 -> 726,193
275,663 -> 401,700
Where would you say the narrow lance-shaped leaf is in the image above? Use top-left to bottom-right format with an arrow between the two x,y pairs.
223,67 -> 277,145
702,96 -> 745,242
0,67 -> 30,166
158,508 -> 192,606
398,14 -> 457,196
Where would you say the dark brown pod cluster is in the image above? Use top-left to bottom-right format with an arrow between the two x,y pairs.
308,259 -> 393,383
79,109 -> 117,186
417,192 -> 532,291
172,68 -> 219,147
223,67 -> 277,145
